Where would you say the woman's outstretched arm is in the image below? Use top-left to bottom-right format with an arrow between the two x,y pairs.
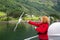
27,20 -> 39,27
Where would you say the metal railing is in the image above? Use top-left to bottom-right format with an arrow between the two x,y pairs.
24,35 -> 38,40
24,34 -> 60,40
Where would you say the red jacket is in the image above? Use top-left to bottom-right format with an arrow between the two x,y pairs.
28,21 -> 49,40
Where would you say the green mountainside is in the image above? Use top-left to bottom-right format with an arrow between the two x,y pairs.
0,0 -> 60,18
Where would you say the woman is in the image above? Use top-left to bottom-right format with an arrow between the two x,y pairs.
27,16 -> 50,40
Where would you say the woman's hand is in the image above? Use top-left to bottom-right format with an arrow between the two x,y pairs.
27,20 -> 30,22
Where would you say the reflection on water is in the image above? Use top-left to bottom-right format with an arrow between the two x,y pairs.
0,21 -> 38,40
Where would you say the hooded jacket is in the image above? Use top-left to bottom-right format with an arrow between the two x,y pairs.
28,20 -> 49,40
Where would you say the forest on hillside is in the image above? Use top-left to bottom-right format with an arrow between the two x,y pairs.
0,0 -> 60,21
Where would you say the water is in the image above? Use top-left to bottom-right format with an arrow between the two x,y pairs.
0,21 -> 38,40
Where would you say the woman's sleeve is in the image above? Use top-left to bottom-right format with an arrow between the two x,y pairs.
28,20 -> 39,27
35,24 -> 48,33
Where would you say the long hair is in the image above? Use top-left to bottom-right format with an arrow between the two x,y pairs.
41,16 -> 50,23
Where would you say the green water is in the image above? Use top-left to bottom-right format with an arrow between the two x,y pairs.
0,21 -> 38,40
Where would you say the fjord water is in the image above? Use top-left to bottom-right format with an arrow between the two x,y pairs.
0,21 -> 38,40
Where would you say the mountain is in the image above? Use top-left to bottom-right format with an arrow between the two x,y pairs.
0,0 -> 60,18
